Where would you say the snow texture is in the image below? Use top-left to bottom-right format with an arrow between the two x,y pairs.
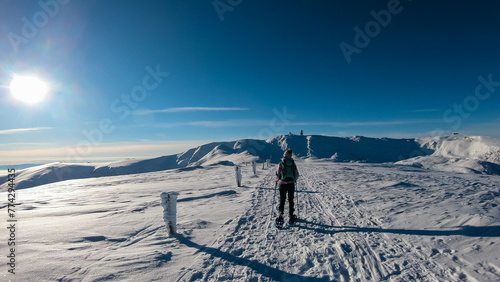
2,134 -> 499,191
1,158 -> 498,281
398,135 -> 500,175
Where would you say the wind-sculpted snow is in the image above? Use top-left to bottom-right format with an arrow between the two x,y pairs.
269,135 -> 429,162
419,135 -> 500,163
5,160 -> 498,281
2,134 -> 500,190
398,135 -> 500,175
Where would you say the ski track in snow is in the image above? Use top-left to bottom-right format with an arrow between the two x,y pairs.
177,163 -> 499,281
5,160 -> 498,281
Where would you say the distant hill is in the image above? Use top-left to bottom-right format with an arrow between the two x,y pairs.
397,135 -> 500,175
1,134 -> 499,190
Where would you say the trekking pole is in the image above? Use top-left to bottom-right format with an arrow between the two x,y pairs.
270,180 -> 278,220
296,180 -> 299,219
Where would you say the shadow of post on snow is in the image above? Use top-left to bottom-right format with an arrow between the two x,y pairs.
177,190 -> 237,202
294,219 -> 500,237
174,234 -> 329,281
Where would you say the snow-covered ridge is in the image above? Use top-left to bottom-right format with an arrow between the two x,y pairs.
419,135 -> 500,163
267,134 -> 426,162
398,135 -> 500,175
2,134 -> 499,190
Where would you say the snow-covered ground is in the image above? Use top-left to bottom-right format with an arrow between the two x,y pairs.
1,158 -> 499,281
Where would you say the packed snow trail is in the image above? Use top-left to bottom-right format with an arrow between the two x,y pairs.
4,160 -> 498,281
176,162 -> 499,281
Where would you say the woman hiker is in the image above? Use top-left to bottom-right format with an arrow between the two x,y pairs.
275,149 -> 300,226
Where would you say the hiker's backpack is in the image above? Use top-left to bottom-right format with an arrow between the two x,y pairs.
280,159 -> 296,181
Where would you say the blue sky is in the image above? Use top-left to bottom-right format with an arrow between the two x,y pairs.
1,0 -> 500,164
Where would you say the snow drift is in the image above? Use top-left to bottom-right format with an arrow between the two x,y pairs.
5,157 -> 499,281
397,135 -> 500,175
2,134 -> 499,190
268,135 -> 428,162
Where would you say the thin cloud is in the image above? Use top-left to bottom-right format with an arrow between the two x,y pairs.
135,107 -> 249,115
0,140 -> 211,165
155,120 -> 270,128
187,120 -> 268,127
0,142 -> 52,148
0,127 -> 53,135
407,109 -> 441,113
151,119 -> 441,128
288,119 -> 442,127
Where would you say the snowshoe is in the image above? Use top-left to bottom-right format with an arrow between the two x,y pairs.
275,215 -> 284,229
289,214 -> 297,224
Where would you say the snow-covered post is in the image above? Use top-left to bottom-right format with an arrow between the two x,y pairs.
235,166 -> 242,187
160,192 -> 179,236
266,159 -> 271,168
262,160 -> 265,169
252,161 -> 257,175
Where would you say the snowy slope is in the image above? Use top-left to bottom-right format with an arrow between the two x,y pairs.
1,160 -> 498,281
0,138 -> 275,190
397,135 -> 500,175
267,135 -> 428,162
1,162 -> 97,190
420,135 -> 500,163
2,134 -> 500,191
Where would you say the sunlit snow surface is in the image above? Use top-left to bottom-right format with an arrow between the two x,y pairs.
1,160 -> 499,281
2,134 -> 500,191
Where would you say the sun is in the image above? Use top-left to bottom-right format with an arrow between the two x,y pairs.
10,75 -> 49,104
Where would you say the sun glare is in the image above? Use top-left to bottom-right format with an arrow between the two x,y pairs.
10,76 -> 49,104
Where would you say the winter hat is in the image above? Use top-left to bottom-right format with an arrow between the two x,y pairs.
283,150 -> 293,157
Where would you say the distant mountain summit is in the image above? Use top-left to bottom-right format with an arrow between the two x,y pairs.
176,134 -> 428,165
268,135 -> 427,162
2,134 -> 499,190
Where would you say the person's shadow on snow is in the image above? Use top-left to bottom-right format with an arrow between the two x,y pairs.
174,234 -> 330,281
293,219 -> 500,237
